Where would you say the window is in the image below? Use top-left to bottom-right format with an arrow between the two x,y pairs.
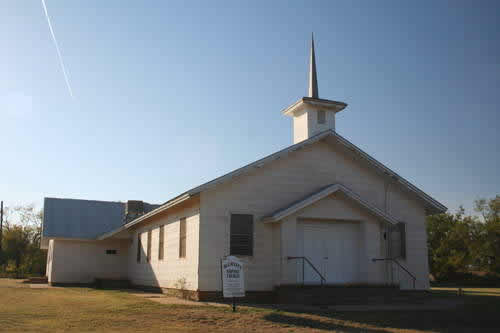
230,214 -> 253,256
106,249 -> 117,255
389,222 -> 406,259
317,110 -> 326,124
398,222 -> 406,259
179,217 -> 186,258
147,230 -> 152,262
159,225 -> 164,260
136,233 -> 141,263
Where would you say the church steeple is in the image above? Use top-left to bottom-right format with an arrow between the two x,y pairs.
282,34 -> 348,144
308,33 -> 319,98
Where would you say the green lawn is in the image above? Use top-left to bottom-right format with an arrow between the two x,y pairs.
0,279 -> 499,332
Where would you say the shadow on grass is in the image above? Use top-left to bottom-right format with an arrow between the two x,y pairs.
261,291 -> 500,333
264,312 -> 393,333
56,284 -> 500,332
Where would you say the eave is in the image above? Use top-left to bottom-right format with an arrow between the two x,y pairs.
282,97 -> 348,116
261,183 -> 399,225
99,129 -> 446,239
98,193 -> 192,240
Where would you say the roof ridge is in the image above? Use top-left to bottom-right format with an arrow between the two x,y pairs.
44,197 -> 159,206
99,129 -> 446,239
44,197 -> 125,205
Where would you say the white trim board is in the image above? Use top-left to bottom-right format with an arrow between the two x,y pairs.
261,183 -> 399,225
99,130 -> 446,240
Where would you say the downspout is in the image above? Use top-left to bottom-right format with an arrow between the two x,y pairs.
384,180 -> 393,285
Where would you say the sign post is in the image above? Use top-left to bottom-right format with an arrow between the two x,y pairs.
221,256 -> 245,312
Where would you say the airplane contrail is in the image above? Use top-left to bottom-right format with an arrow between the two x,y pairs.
41,0 -> 73,97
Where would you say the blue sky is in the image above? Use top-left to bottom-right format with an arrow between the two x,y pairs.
1,1 -> 498,216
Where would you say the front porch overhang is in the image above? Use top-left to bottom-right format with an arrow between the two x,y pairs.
261,183 -> 398,225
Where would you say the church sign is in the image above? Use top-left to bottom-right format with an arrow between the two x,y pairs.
221,256 -> 245,298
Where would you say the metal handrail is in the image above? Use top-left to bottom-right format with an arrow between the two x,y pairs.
372,257 -> 416,289
287,256 -> 326,286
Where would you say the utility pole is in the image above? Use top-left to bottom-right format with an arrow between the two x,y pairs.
0,201 -> 3,253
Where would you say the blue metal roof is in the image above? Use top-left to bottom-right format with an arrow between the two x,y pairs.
43,197 -> 126,239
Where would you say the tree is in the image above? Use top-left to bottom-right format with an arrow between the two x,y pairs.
2,225 -> 31,276
426,208 -> 475,279
427,195 -> 500,281
474,196 -> 500,273
0,205 -> 10,267
0,204 -> 46,277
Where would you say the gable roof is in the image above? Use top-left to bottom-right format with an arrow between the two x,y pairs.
150,130 -> 446,214
261,183 -> 399,224
100,130 -> 445,239
329,132 -> 447,214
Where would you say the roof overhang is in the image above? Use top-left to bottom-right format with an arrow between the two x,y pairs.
261,183 -> 399,224
324,133 -> 447,214
98,193 -> 192,240
97,134 -> 334,240
282,97 -> 347,116
99,129 -> 445,238
40,236 -> 100,249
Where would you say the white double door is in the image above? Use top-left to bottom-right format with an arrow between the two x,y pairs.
301,222 -> 360,284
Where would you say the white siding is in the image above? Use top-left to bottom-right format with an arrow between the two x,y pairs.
198,140 -> 429,291
127,202 -> 200,291
388,185 -> 430,289
46,239 -> 54,281
292,107 -> 336,144
49,239 -> 129,284
292,109 -> 308,143
271,223 -> 281,286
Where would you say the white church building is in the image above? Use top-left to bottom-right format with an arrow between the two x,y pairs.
42,37 -> 446,301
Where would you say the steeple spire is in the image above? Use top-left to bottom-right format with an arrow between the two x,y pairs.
283,34 -> 347,144
308,33 -> 319,98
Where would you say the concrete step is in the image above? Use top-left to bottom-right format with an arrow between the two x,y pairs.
25,277 -> 48,284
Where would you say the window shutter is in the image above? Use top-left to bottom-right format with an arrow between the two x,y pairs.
147,230 -> 152,262
159,225 -> 164,260
136,233 -> 141,263
317,110 -> 326,124
389,222 -> 406,259
179,217 -> 186,258
398,222 -> 406,259
230,214 -> 253,256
